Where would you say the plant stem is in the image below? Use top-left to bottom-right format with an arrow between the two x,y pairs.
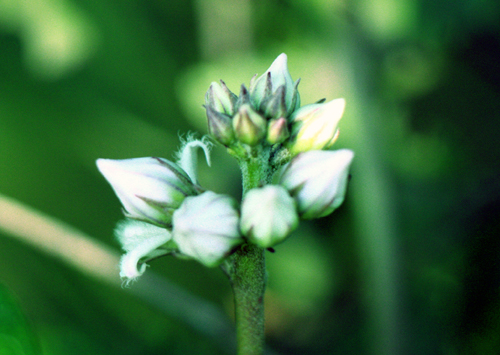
229,155 -> 270,355
230,243 -> 266,355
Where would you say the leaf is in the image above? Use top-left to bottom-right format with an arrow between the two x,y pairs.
0,284 -> 41,355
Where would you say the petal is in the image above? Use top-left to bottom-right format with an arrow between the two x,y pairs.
115,220 -> 173,281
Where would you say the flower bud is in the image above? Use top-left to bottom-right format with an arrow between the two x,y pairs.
205,80 -> 238,116
288,98 -> 345,155
280,149 -> 354,219
249,53 -> 300,116
240,185 -> 298,248
172,191 -> 243,267
266,117 -> 290,145
235,84 -> 251,111
249,71 -> 272,111
206,105 -> 235,146
232,104 -> 266,146
115,219 -> 176,281
261,85 -> 288,119
96,157 -> 199,227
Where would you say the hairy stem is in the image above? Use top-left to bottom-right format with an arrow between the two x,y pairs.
228,155 -> 270,355
230,243 -> 266,355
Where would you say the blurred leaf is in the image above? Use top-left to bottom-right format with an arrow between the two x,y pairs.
0,284 -> 41,355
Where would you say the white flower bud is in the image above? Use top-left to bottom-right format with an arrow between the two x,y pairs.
115,219 -> 176,282
240,185 -> 298,248
249,53 -> 300,116
280,149 -> 354,219
288,98 -> 345,155
96,157 -> 199,227
172,191 -> 243,267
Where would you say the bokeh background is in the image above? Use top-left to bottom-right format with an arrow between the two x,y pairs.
1,0 -> 500,354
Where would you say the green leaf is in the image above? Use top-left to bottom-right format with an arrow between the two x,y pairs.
0,284 -> 41,355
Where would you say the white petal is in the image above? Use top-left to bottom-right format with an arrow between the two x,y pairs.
115,220 -> 173,281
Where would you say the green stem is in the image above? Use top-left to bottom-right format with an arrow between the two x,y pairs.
228,155 -> 270,355
230,243 -> 266,355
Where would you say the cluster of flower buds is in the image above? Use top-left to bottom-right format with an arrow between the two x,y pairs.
97,54 -> 355,282
238,149 -> 354,246
204,53 -> 300,151
203,53 -> 354,241
204,53 -> 347,159
97,139 -> 245,280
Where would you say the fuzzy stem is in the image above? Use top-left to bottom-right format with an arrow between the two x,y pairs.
230,243 -> 266,355
229,155 -> 270,355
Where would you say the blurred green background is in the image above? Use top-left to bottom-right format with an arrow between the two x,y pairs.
1,0 -> 500,354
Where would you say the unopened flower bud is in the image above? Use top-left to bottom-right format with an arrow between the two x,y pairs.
172,191 -> 243,267
249,53 -> 300,116
280,149 -> 354,219
205,80 -> 238,116
96,157 -> 199,227
232,104 -> 266,146
249,71 -> 272,111
240,185 -> 298,248
206,105 -> 235,146
288,98 -> 346,155
266,117 -> 290,145
261,85 -> 288,119
235,84 -> 251,110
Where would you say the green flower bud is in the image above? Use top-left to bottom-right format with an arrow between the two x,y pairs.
288,98 -> 345,155
232,104 -> 266,146
235,84 -> 251,110
205,80 -> 238,116
280,149 -> 354,219
249,53 -> 300,116
261,85 -> 288,119
172,191 -> 243,267
96,157 -> 199,227
266,117 -> 290,145
249,71 -> 272,111
240,185 -> 298,248
206,105 -> 235,146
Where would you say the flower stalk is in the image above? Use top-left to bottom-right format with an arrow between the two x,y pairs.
226,157 -> 271,355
